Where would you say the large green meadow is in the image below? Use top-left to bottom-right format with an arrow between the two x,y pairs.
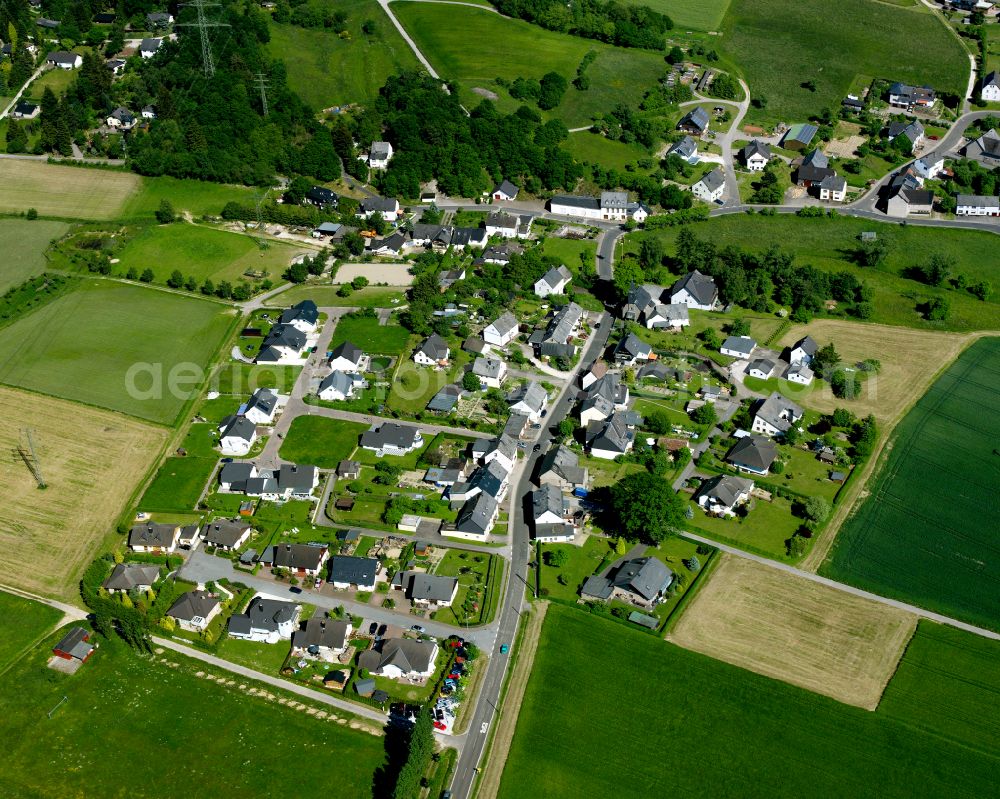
823,337 -> 1000,631
627,214 -> 1000,331
392,3 -> 668,128
0,281 -> 236,425
0,219 -> 70,293
0,624 -> 386,798
722,0 -> 968,126
627,0 -> 732,30
499,606 -> 1000,798
0,591 -> 62,673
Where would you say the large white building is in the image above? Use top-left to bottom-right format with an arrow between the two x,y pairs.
548,191 -> 649,223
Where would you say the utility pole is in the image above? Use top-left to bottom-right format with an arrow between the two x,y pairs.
178,1 -> 229,78
254,71 -> 270,117
20,428 -> 46,489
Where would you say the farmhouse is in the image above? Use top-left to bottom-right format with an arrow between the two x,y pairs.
695,474 -> 754,517
218,415 -> 257,455
740,140 -> 771,171
139,38 -> 162,58
291,616 -> 351,661
167,590 -> 221,632
368,140 -> 394,169
507,380 -> 548,422
623,284 -> 691,329
692,168 -> 725,203
534,265 -> 573,297
392,571 -> 459,608
52,627 -> 94,664
585,414 -> 633,460
667,136 -> 698,162
537,445 -> 588,491
318,370 -> 364,401
328,556 -> 379,591
413,334 -> 450,366
485,210 -> 530,239
360,422 -> 424,456
46,51 -> 82,69
483,311 -> 519,347
795,149 -> 833,188
260,543 -> 329,577
726,435 -> 778,476
581,556 -> 673,608
887,82 -> 934,110
670,270 -> 718,310
103,563 -> 160,593
980,71 -> 1000,102
202,519 -> 252,551
884,171 -> 934,218
720,336 -> 756,359
752,392 -> 804,437
955,194 -> 1000,216
781,123 -> 817,151
492,179 -> 519,201
228,596 -> 300,642
677,106 -> 709,136
358,638 -> 438,679
128,521 -> 179,553
548,191 -> 648,222
242,387 -> 280,425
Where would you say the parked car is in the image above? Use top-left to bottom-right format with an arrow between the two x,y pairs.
411,624 -> 426,633
532,444 -> 541,452
289,586 -> 302,594
433,721 -> 446,731
369,622 -> 378,635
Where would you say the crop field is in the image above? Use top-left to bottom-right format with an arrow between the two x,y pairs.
721,0 -> 968,126
0,219 -> 70,293
0,591 -> 62,672
280,416 -> 368,468
498,604 -> 1000,799
0,160 -> 142,220
392,3 -> 669,129
822,337 -> 1000,631
0,281 -> 237,425
331,316 -> 411,355
629,213 -> 1000,331
267,0 -> 420,109
116,223 -> 304,286
0,387 -> 166,600
0,626 -> 386,798
669,555 -> 915,709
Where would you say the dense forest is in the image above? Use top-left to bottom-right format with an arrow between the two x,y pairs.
491,0 -> 672,50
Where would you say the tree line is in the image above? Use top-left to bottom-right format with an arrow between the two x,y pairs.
491,0 -> 673,50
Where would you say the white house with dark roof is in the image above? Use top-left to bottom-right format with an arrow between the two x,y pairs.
139,38 -> 162,58
103,563 -> 160,593
784,362 -> 814,386
280,300 -> 319,333
357,196 -> 401,220
507,380 -> 547,422
670,270 -> 718,310
368,140 -> 393,169
128,521 -> 180,553
720,335 -> 756,359
692,168 -> 725,203
492,179 -> 519,201
167,590 -> 221,632
219,415 -> 257,455
726,435 -> 778,476
981,71 -> 1000,103
537,445 -> 588,491
613,332 -> 653,366
358,637 -> 438,679
392,571 -> 459,608
548,191 -> 648,222
483,311 -> 519,347
243,387 -> 281,425
962,129 -> 1000,166
260,543 -> 329,577
255,323 -> 308,364
11,101 -> 40,119
472,356 -> 507,389
695,474 -> 754,517
318,370 -> 364,401
413,334 -> 450,366
328,556 -> 379,591
360,422 -> 423,456
956,194 -> 1000,216
581,556 -> 673,608
445,492 -> 500,541
746,357 -> 775,379
817,174 -> 847,202
202,519 -> 252,551
585,414 -> 633,459
888,82 -> 934,110
46,51 -> 82,69
485,210 -> 528,239
887,120 -> 924,152
534,265 -> 573,298
740,140 -> 771,171
667,135 -> 698,163
327,340 -> 366,372
913,151 -> 945,182
788,336 -> 818,365
752,392 -> 804,437
291,616 -> 352,661
228,596 -> 300,643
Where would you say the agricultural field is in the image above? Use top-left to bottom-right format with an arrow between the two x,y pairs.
0,626 -> 386,798
331,315 -> 411,355
0,591 -> 63,673
0,281 -> 237,425
628,213 -> 1000,331
0,160 -> 141,220
721,0 -> 968,127
280,416 -> 369,468
0,219 -> 70,293
822,337 -> 1000,631
392,3 -> 669,129
267,0 -> 420,109
0,387 -> 166,600
498,605 -> 1000,799
115,223 -> 304,286
669,555 -> 915,709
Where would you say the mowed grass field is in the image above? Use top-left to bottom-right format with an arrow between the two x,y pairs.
267,0 -> 420,109
0,281 -> 237,425
668,555 -> 916,709
0,625 -> 386,798
621,0 -> 731,30
0,387 -> 166,600
392,3 -> 669,128
499,605 -> 1000,798
0,591 -> 62,672
721,0 -> 968,126
331,315 -> 411,355
280,416 -> 368,468
0,219 -> 70,293
0,160 -> 141,219
822,337 -> 1000,631
629,214 -> 1000,331
117,223 -> 304,286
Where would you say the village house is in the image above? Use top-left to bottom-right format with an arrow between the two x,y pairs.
788,336 -> 818,365
358,196 -> 401,220
128,521 -> 180,553
614,332 -> 653,366
146,11 -> 174,28
358,638 -> 438,679
884,171 -> 934,218
795,149 -> 834,188
472,356 -> 507,389
580,372 -> 628,426
887,120 -> 924,152
692,168 -> 725,203
817,174 -> 847,202
785,362 -> 815,386
623,284 -> 691,329
537,445 -> 588,491
585,414 -> 634,460
291,616 -> 352,661
427,383 -> 462,414
392,571 -> 459,608
328,556 -> 379,591
318,370 -> 365,401
752,392 -> 804,437
259,543 -> 330,578
670,270 -> 718,310
492,179 -> 519,201
46,51 -> 82,69
746,357 -> 776,379
167,590 -> 221,632
887,82 -> 934,110
667,135 -> 698,163
305,186 -> 338,209
218,415 -> 257,456
139,38 -> 162,58
980,71 -> 1000,103
720,335 -> 756,359
962,128 -> 1000,166
485,210 -> 531,239
413,333 -> 450,367
360,422 -> 424,456
327,340 -> 367,373
507,380 -> 548,422
483,311 -> 519,347
956,194 -> 1000,216
913,151 -> 945,182
534,265 -> 573,297
106,107 -> 136,129
255,323 -> 308,364
740,139 -> 771,171
580,360 -> 608,390
529,301 -> 583,360
280,300 -> 319,333
677,106 -> 709,136
228,596 -> 300,643
368,140 -> 394,169
450,227 -> 489,249
103,563 -> 160,593
473,434 -> 518,473
11,101 -> 40,119
695,474 -> 754,517
581,556 -> 673,608
548,191 -> 648,222
726,435 -> 778,476
450,459 -> 510,505
446,492 -> 500,541
242,387 -> 281,425
202,519 -> 252,552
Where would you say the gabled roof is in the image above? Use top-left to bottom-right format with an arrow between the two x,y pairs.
128,522 -> 177,549
679,106 -> 709,131
696,168 -> 725,193
507,380 -> 547,413
417,333 -> 450,360
537,265 -> 572,290
280,300 -> 319,326
783,123 -> 818,145
263,543 -> 327,571
360,638 -> 436,674
982,70 -> 1000,89
695,474 -> 754,508
539,444 -> 587,484
486,310 -> 518,338
246,387 -> 278,417
220,461 -> 255,486
818,174 -> 847,192
610,557 -> 673,601
455,492 -> 498,534
202,518 -> 250,548
721,335 -> 756,356
668,136 -> 698,158
531,484 -> 565,521
370,141 -> 392,158
360,196 -> 398,214
239,596 -> 299,633
670,269 -> 717,306
754,392 -> 804,432
585,414 -> 631,453
393,571 -> 458,602
427,383 -> 462,412
139,37 -> 162,52
792,336 -> 818,356
493,179 -> 519,197
360,422 -> 421,451
220,415 -> 256,442
486,210 -> 518,228
109,107 -> 134,124
54,627 -> 92,659
726,435 -> 778,472
616,332 -> 652,359
741,139 -> 771,161
259,323 -> 306,353
293,616 -> 350,651
472,356 -> 505,379
47,51 -> 79,65
329,340 -> 363,366
278,464 -> 317,491
319,370 -> 355,397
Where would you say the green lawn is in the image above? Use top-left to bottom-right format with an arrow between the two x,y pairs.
619,0 -> 731,30
722,0 -> 968,127
122,176 -> 259,220
267,0 -> 420,109
0,591 -> 62,673
392,2 -> 670,128
538,535 -> 615,602
0,219 -> 70,293
331,315 -> 411,355
0,627 -> 386,798
563,132 -> 654,170
270,284 -> 406,308
211,362 -> 301,396
823,337 -> 1000,631
686,494 -> 802,561
25,66 -> 77,100
115,223 -> 302,286
0,281 -> 236,425
540,236 -> 597,277
139,456 -> 217,513
627,214 -> 1000,331
498,606 -> 1000,799
280,416 -> 368,468
432,550 -> 501,626
216,637 -> 291,673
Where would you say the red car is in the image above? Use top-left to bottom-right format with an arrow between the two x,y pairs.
433,721 -> 446,730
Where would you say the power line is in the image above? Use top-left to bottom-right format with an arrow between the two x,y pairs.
177,1 -> 229,78
254,71 -> 270,117
19,428 -> 46,489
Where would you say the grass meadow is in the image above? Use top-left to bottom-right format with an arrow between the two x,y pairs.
623,0 -> 732,30
392,3 -> 669,129
270,284 -> 406,308
0,281 -> 237,425
499,605 -> 1000,798
331,315 -> 411,355
822,337 -> 1000,631
267,0 -> 420,109
123,176 -> 259,219
627,214 -> 1000,331
279,416 -> 368,467
721,0 -> 968,126
0,591 -> 62,672
0,219 -> 70,293
0,625 -> 386,798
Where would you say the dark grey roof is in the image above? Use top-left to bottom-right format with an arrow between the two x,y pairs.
507,380 -> 547,414
538,445 -> 586,485
451,227 -> 486,247
982,70 -> 1000,89
427,383 -> 462,412
128,522 -> 177,549
258,323 -> 306,355
329,340 -> 363,365
792,336 -> 818,356
54,627 -> 92,659
103,563 -> 160,591
493,179 -> 519,197
726,435 -> 778,472
167,590 -> 219,622
668,136 -> 698,158
616,332 -> 652,359
531,484 -> 565,521
233,596 -> 299,633
293,616 -> 350,650
537,265 -> 572,291
393,571 -> 458,602
487,311 -> 518,338
246,387 -> 278,417
278,463 -> 317,492
454,492 -> 498,534
109,107 -> 135,124
585,414 -> 632,453
360,196 -> 398,214
748,357 -> 775,374
679,106 -> 709,132
307,186 -> 338,205
139,38 -> 162,51
319,370 -> 354,397
37,18 -> 61,28
486,210 -> 518,228
696,168 -> 725,193
695,474 -> 754,508
220,461 -> 255,486
360,422 -> 421,450
47,52 -> 79,65
13,101 -> 38,116
328,556 -> 378,585
638,361 -> 676,381
263,543 -> 328,571
741,139 -> 771,161
220,415 -> 256,442
721,335 -> 756,356
550,195 -> 601,211
818,174 -> 846,192
581,574 -> 614,600
611,557 -> 673,601
473,356 -> 505,379
364,638 -> 437,674
539,301 -> 582,347
280,300 -> 319,326
956,194 -> 1000,207
418,333 -> 450,360
370,141 -> 392,158
670,270 -> 717,306
202,518 -> 250,548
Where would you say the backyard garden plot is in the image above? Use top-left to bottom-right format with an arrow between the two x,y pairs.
498,605 -> 1000,799
0,219 -> 70,293
721,0 -> 968,127
0,159 -> 141,219
0,281 -> 236,425
391,3 -> 669,128
268,284 -> 406,309
0,628 -> 386,798
0,387 -> 166,601
668,555 -> 915,709
822,337 -> 1000,631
